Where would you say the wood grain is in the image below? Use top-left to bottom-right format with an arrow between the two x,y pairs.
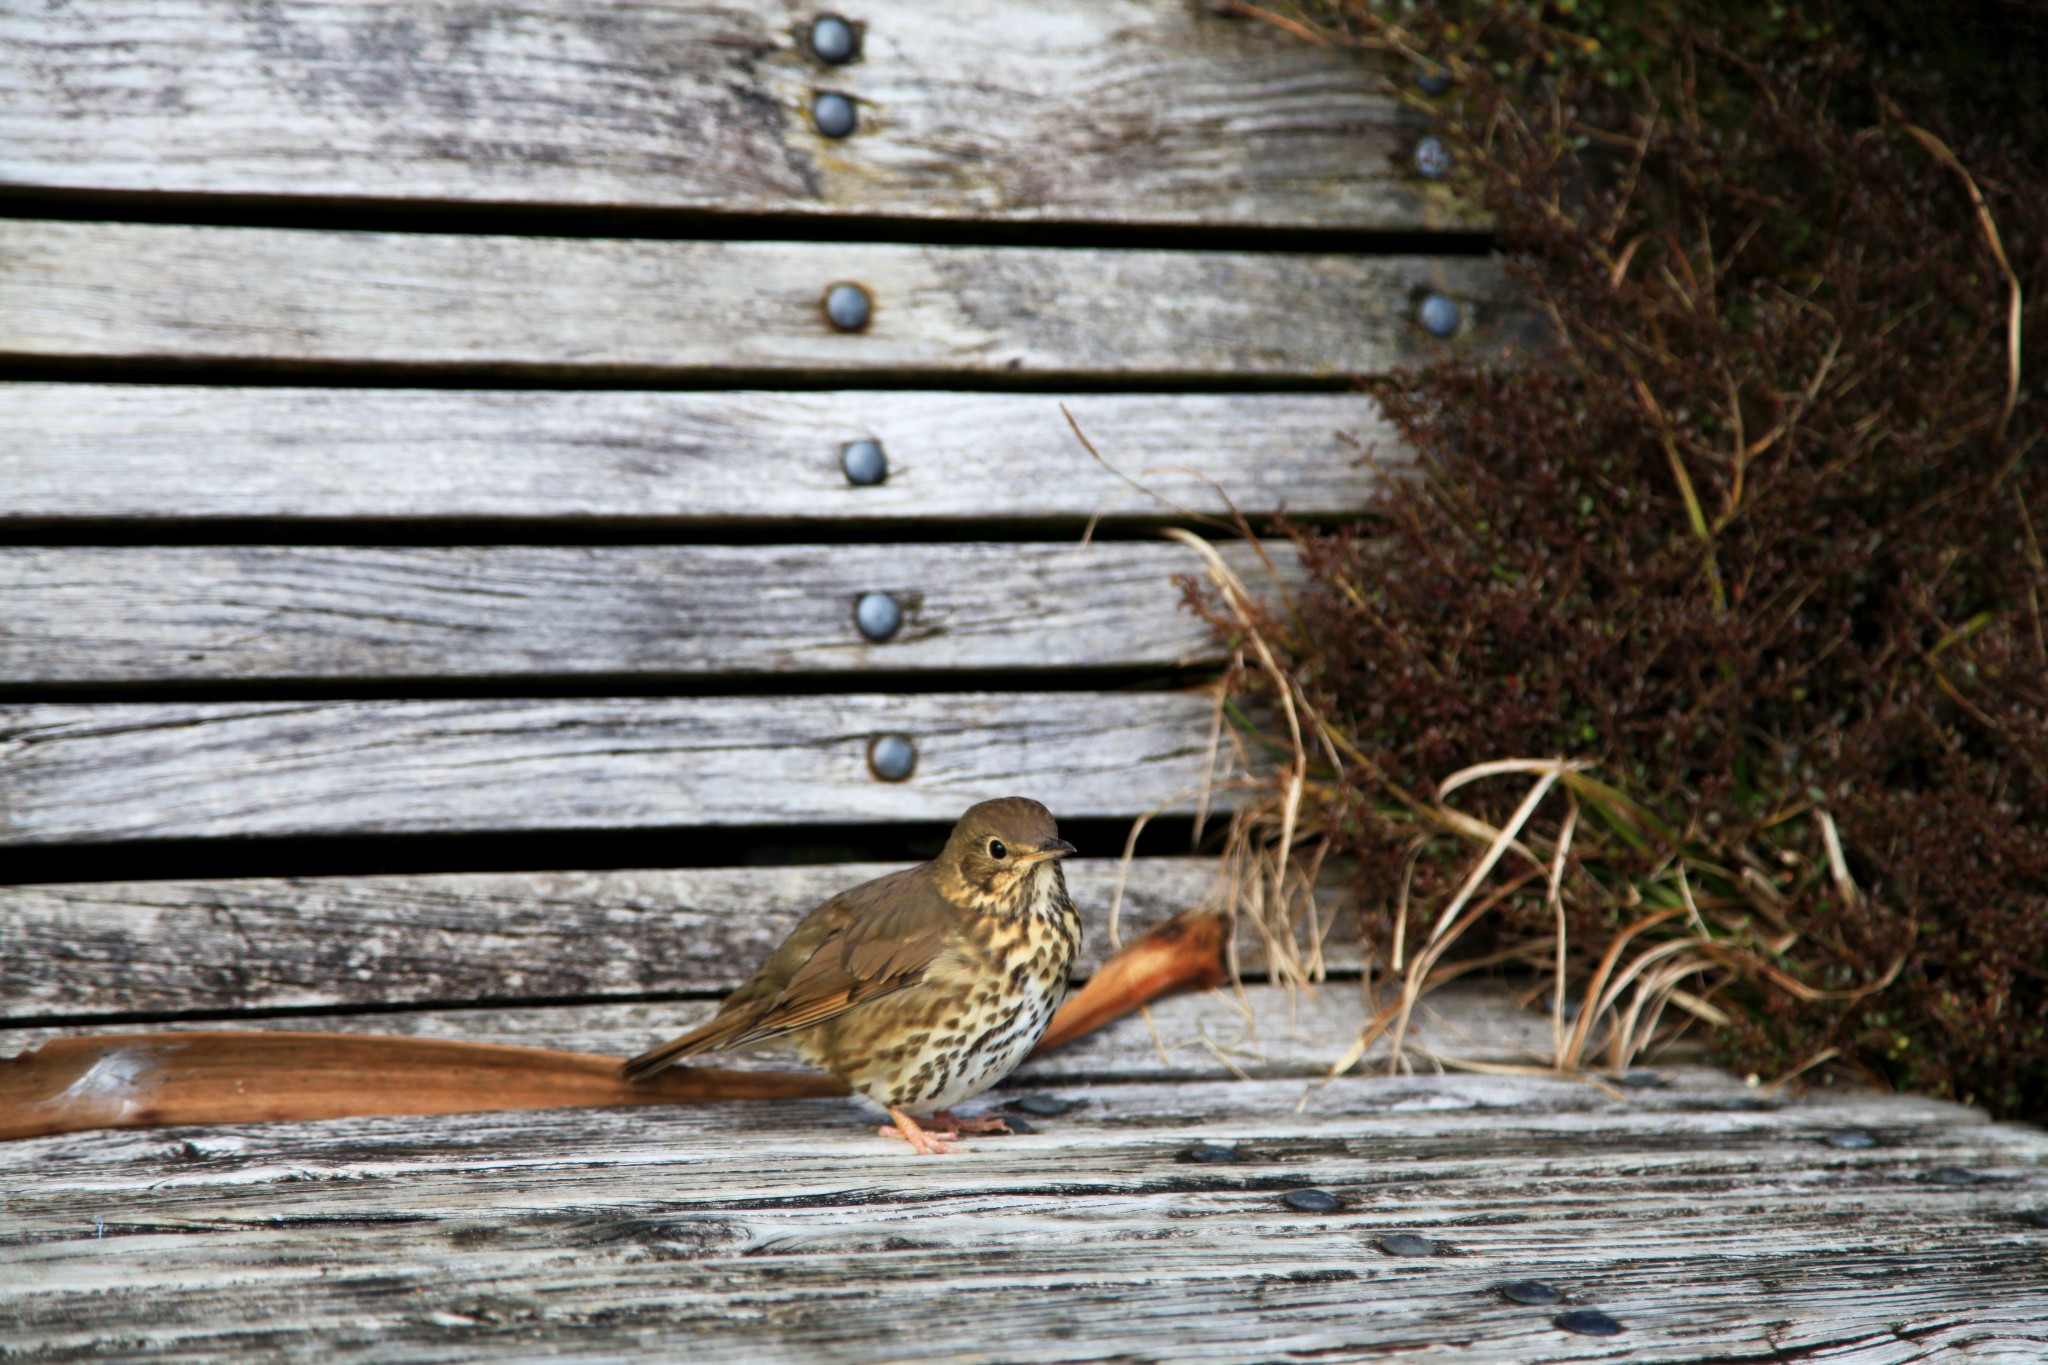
1,1071 -> 2040,1363
0,692 -> 1238,845
0,221 -> 1524,379
0,0 -> 1476,231
0,859 -> 1336,1017
0,385 -> 1407,525
0,981 -> 1562,1089
0,541 -> 1293,684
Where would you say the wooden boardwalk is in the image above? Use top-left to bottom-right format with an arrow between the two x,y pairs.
2,2 -> 2044,1359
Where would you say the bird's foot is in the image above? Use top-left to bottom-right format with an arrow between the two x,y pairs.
881,1107 -> 960,1156
926,1110 -> 1012,1135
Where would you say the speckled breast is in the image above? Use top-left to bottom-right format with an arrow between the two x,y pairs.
801,865 -> 1081,1114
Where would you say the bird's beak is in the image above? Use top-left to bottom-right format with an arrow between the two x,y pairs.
1025,838 -> 1078,863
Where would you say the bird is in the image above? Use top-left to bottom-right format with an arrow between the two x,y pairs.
621,797 -> 1081,1155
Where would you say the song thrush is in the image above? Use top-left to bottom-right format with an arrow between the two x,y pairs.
622,797 -> 1080,1154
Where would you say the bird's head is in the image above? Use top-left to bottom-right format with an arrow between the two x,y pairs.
937,796 -> 1076,907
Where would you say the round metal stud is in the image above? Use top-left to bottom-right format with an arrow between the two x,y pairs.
813,90 -> 858,138
1416,63 -> 1452,95
1555,1310 -> 1625,1337
1617,1070 -> 1667,1089
1281,1189 -> 1340,1213
809,14 -> 858,64
1824,1129 -> 1878,1149
1418,293 -> 1462,338
1007,1094 -> 1077,1117
1927,1166 -> 1984,1186
1414,134 -> 1453,179
854,591 -> 902,642
841,438 -> 888,485
825,281 -> 872,332
1182,1143 -> 1243,1164
1500,1280 -> 1563,1306
866,733 -> 916,781
1376,1233 -> 1439,1257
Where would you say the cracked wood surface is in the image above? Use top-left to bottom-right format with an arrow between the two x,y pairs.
0,541 -> 1293,684
0,0 -> 1475,231
0,386 -> 1406,526
0,692 -> 1235,845
2,1071 -> 2042,1363
0,221 -> 1521,381
0,858 -> 1347,1018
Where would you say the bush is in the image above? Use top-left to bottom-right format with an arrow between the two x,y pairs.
1201,0 -> 2047,1118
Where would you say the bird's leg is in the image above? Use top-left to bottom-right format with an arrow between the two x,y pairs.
879,1106 -> 960,1155
925,1109 -> 1012,1135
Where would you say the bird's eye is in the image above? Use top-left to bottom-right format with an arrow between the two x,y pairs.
988,839 -> 1008,860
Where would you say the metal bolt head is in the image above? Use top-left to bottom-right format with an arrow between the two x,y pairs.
1181,1143 -> 1243,1164
1500,1280 -> 1563,1306
867,733 -> 916,781
1416,62 -> 1452,95
1281,1188 -> 1340,1213
1555,1309 -> 1624,1337
1414,135 -> 1453,179
854,591 -> 902,642
1418,293 -> 1462,338
810,14 -> 858,64
841,438 -> 888,485
1617,1069 -> 1667,1089
824,281 -> 872,332
1007,1093 -> 1077,1117
813,90 -> 858,138
1376,1233 -> 1440,1257
1824,1129 -> 1878,1149
1927,1165 -> 1984,1186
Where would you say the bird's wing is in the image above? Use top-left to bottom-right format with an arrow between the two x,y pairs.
724,868 -> 961,1045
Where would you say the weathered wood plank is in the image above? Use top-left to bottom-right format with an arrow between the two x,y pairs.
1,1073 -> 2040,1363
0,221 -> 1520,379
0,0 -> 1475,232
0,859 -> 1349,1017
0,979 -> 1510,1088
0,541 -> 1288,684
0,386 -> 1406,525
0,692 -> 1235,845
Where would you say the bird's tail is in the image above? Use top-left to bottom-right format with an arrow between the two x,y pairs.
619,1013 -> 752,1083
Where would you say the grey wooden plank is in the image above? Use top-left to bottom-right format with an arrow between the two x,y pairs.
0,221 -> 1522,378
0,692 -> 1234,845
0,541 -> 1289,684
1,1073 -> 2041,1364
0,386 -> 1407,525
0,858 -> 1346,1017
0,0 -> 1477,232
0,978 -> 1508,1087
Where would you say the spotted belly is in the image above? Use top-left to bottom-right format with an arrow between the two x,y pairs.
801,968 -> 1067,1115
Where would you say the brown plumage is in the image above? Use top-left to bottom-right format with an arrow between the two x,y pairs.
622,797 -> 1081,1154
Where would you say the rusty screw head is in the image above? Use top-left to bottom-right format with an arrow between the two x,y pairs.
810,14 -> 858,64
825,281 -> 871,332
867,734 -> 916,781
854,591 -> 902,642
813,90 -> 857,138
1414,135 -> 1453,179
1419,293 -> 1461,338
841,438 -> 888,485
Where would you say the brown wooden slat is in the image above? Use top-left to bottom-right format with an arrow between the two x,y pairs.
0,859 -> 1324,1017
0,221 -> 1521,379
0,542 -> 1290,684
0,0 -> 1475,231
0,386 -> 1405,525
0,693 -> 1234,845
